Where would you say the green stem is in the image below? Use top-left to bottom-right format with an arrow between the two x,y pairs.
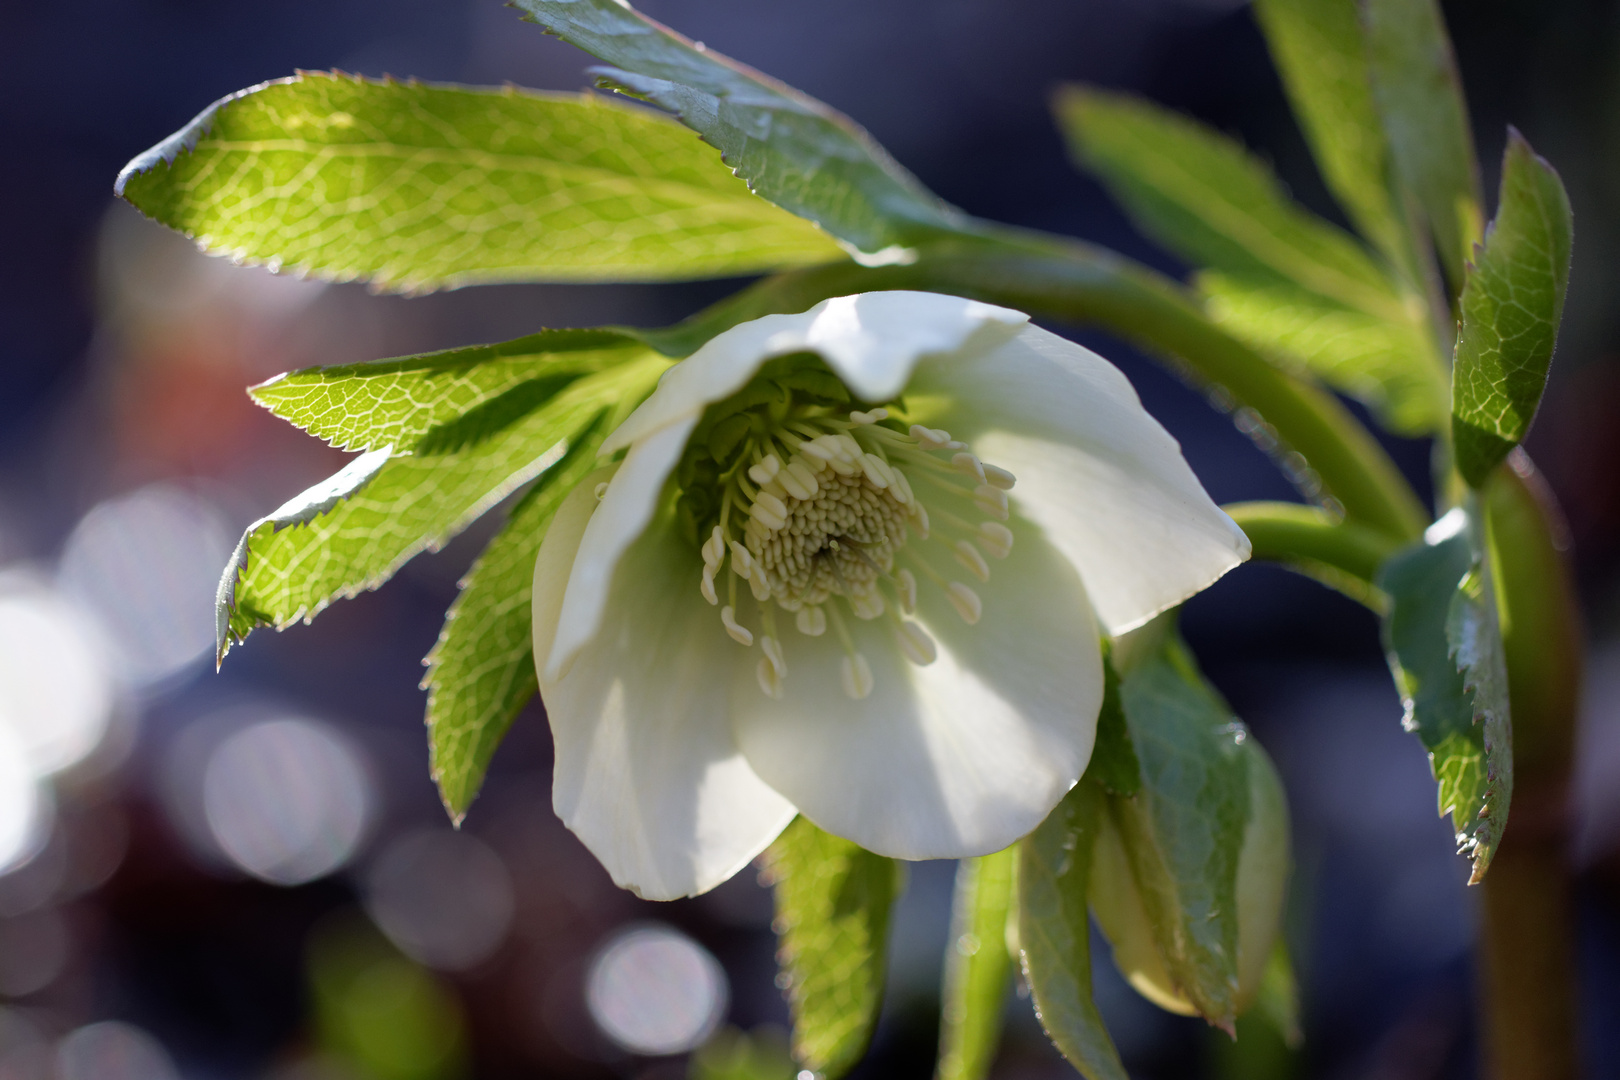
1478,452 -> 1581,1080
655,233 -> 1428,543
1222,501 -> 1400,610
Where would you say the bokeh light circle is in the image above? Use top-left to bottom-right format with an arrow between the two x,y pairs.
585,924 -> 728,1056
202,718 -> 371,886
364,829 -> 515,972
57,484 -> 234,686
55,1021 -> 181,1080
0,723 -> 49,876
0,576 -> 116,778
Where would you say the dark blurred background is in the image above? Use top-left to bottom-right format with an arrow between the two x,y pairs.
2,1 -> 1619,1078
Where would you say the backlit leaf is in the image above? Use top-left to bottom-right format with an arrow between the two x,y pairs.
218,355 -> 670,659
117,72 -> 843,291
509,0 -> 965,256
1017,781 -> 1129,1080
1451,131 -> 1573,487
763,819 -> 902,1079
1363,0 -> 1483,289
937,846 -> 1017,1080
1053,87 -> 1402,320
1377,507 -> 1513,880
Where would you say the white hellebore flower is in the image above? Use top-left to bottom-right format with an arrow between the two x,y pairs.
532,291 -> 1249,900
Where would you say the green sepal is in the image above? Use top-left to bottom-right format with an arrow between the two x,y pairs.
1451,130 -> 1573,488
508,0 -> 965,256
1017,780 -> 1129,1080
1376,506 -> 1514,880
116,72 -> 843,291
1086,646 -> 1141,797
762,818 -> 902,1079
937,846 -> 1017,1080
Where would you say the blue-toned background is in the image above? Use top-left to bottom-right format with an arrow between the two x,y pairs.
3,1 -> 1619,1077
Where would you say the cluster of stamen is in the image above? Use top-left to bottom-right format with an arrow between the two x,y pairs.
692,404 -> 1016,701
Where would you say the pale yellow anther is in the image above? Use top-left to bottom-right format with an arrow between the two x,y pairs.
754,490 -> 789,520
947,582 -> 983,625
973,484 -> 1010,521
700,565 -> 718,606
702,526 -> 726,569
778,460 -> 817,500
850,408 -> 889,425
756,656 -> 785,700
910,502 -> 931,539
729,541 -> 755,578
909,424 -> 952,451
859,453 -> 892,489
951,452 -> 986,483
747,454 -> 782,486
888,467 -> 913,505
896,621 -> 938,666
749,564 -> 772,602
978,522 -> 1014,559
849,590 -> 886,621
761,635 -> 788,678
982,463 -> 1017,491
799,438 -> 836,463
954,540 -> 991,583
795,606 -> 827,636
594,482 -> 609,500
749,500 -> 787,530
896,569 -> 918,614
841,653 -> 875,700
721,606 -> 754,646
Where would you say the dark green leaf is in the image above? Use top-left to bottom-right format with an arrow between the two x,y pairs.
1017,781 -> 1129,1080
1377,509 -> 1513,880
1053,87 -> 1403,320
252,329 -> 658,452
424,434 -> 605,821
1451,130 -> 1573,487
937,847 -> 1016,1080
1251,0 -> 1407,265
508,0 -> 965,255
1109,628 -> 1251,1026
218,355 -> 670,660
1363,0 -> 1483,289
1198,272 -> 1447,435
763,818 -> 902,1079
1086,649 -> 1141,797
117,72 -> 843,291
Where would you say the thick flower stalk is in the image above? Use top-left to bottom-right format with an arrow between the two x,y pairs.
532,291 -> 1250,899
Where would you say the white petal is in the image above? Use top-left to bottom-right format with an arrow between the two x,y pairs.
533,474 -> 797,900
544,416 -> 695,682
603,292 -> 1028,454
730,514 -> 1102,860
909,324 -> 1250,636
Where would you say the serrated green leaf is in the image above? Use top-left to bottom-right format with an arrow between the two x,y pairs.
423,435 -> 605,821
763,818 -> 901,1079
1363,0 -> 1483,289
508,0 -> 964,256
1053,86 -> 1402,321
116,72 -> 843,291
1086,649 -> 1141,798
1251,0 -> 1406,266
1377,508 -> 1513,879
218,354 -> 671,659
1109,629 -> 1250,1026
252,329 -> 656,453
1451,131 -> 1573,487
1199,272 -> 1447,435
937,846 -> 1016,1080
1017,781 -> 1129,1080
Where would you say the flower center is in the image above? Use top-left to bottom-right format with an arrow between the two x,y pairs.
677,365 -> 1015,702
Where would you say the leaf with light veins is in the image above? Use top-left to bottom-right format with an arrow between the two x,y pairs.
1452,130 -> 1572,488
218,354 -> 671,659
117,72 -> 844,291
